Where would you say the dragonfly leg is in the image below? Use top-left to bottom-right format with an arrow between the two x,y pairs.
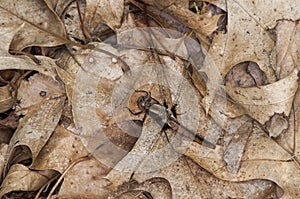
134,89 -> 149,94
124,106 -> 144,116
124,106 -> 148,124
163,130 -> 171,143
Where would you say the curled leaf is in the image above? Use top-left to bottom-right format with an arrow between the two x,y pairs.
226,69 -> 298,124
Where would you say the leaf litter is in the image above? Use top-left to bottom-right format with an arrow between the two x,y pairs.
0,0 -> 300,198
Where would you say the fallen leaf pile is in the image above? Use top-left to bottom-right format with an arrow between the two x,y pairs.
0,0 -> 300,198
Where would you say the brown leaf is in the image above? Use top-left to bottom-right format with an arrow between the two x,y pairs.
56,67 -> 76,105
0,57 -> 59,81
85,0 -> 124,31
0,112 -> 19,144
52,0 -> 74,17
30,125 -> 89,172
0,85 -> 14,113
208,0 -> 300,82
204,0 -> 227,11
110,156 -> 276,198
114,178 -> 172,199
178,124 -> 300,198
0,0 -> 67,82
205,0 -> 299,84
265,114 -> 288,138
3,73 -> 65,177
226,69 -> 298,124
140,0 -> 222,36
165,4 -> 222,37
29,125 -> 112,198
0,0 -> 67,52
0,164 -> 58,197
0,144 -> 8,178
224,121 -> 252,174
58,158 -> 112,198
276,20 -> 300,79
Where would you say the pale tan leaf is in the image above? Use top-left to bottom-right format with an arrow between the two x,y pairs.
204,0 -> 227,11
0,144 -> 8,178
265,114 -> 288,138
54,0 -> 74,16
166,5 -> 222,37
29,125 -> 112,198
224,121 -> 252,174
113,178 -> 172,199
234,0 -> 300,29
0,0 -> 66,80
177,125 -> 300,198
31,125 -> 89,173
16,73 -> 65,109
3,73 -> 65,176
0,164 -> 57,197
56,67 -> 76,105
226,69 -> 298,124
206,2 -> 274,82
288,83 -> 300,159
0,0 -> 60,80
109,156 -> 276,198
0,85 -> 14,113
85,0 -> 124,32
58,158 -> 112,198
0,0 -> 66,51
205,0 -> 300,91
140,0 -> 222,36
0,56 -> 58,79
276,21 -> 300,79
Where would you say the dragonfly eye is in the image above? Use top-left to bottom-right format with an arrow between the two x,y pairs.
145,102 -> 152,109
137,96 -> 145,104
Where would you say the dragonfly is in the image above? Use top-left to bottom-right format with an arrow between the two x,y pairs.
127,90 -> 216,149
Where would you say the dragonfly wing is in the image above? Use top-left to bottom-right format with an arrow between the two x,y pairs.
148,104 -> 168,128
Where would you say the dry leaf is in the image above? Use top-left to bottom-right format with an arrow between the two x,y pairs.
54,0 -> 75,16
0,85 -> 14,113
29,125 -> 112,198
165,4 -> 222,37
140,0 -> 222,36
224,121 -> 252,174
62,1 -> 86,41
206,0 -> 300,82
85,0 -> 124,32
178,124 -> 300,198
276,20 -> 300,79
226,69 -> 298,124
30,125 -> 89,173
0,164 -> 58,197
0,0 -> 66,51
204,0 -> 227,11
112,177 -> 172,199
285,79 -> 300,163
0,56 -> 58,80
0,144 -> 8,178
265,114 -> 289,138
207,1 -> 281,83
58,158 -> 112,199
0,0 -> 66,80
3,73 -> 65,176
56,67 -> 76,105
0,4 -> 59,79
109,155 -> 276,198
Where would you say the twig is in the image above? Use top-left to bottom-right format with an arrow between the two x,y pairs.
75,0 -> 91,39
35,174 -> 59,199
46,154 -> 92,199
